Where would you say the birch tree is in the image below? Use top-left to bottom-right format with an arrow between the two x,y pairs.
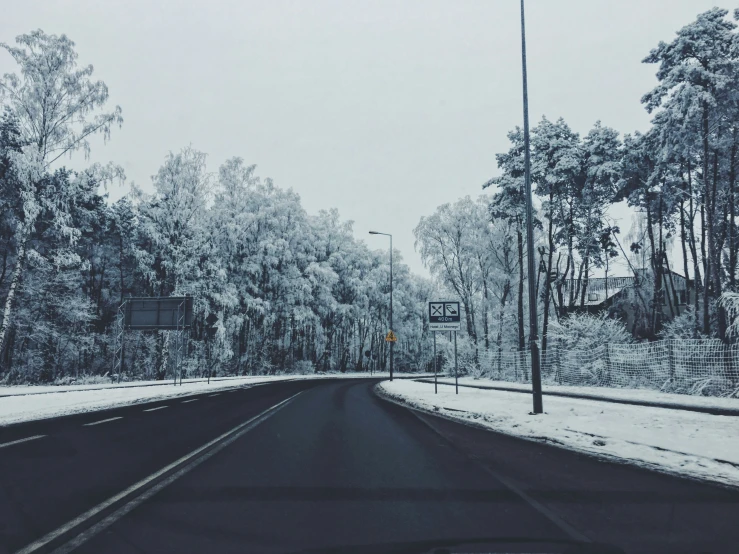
0,30 -> 122,361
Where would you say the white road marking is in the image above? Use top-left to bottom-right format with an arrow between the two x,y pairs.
142,406 -> 168,412
208,394 -> 220,397
0,435 -> 45,449
181,399 -> 198,403
407,406 -> 592,544
83,417 -> 123,427
17,391 -> 303,554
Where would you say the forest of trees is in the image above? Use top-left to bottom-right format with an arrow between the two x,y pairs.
2,8 -> 739,383
415,7 -> 739,364
0,31 -> 437,383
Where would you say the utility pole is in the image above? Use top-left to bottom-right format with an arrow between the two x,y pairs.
369,231 -> 394,381
521,0 -> 543,414
390,234 -> 394,381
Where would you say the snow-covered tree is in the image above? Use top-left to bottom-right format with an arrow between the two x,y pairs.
0,30 -> 122,365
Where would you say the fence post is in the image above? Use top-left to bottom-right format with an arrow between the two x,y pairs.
667,340 -> 675,389
603,343 -> 611,386
540,347 -> 547,381
722,341 -> 733,393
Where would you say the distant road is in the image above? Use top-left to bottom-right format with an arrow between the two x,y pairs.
1,380 -> 738,553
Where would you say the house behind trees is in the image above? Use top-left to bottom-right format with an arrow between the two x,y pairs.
555,269 -> 690,338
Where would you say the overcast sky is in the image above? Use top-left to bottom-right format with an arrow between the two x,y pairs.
0,0 -> 723,276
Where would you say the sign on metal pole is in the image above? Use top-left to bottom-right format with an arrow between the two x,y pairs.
124,297 -> 194,330
114,296 -> 194,386
428,301 -> 461,331
385,330 -> 398,342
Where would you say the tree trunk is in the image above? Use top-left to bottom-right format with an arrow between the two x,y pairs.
730,135 -> 738,291
481,278 -> 490,351
711,147 -> 726,339
0,239 -> 10,291
464,297 -> 477,343
663,250 -> 679,317
496,282 -> 510,377
579,255 -> 590,308
568,252 -> 576,309
541,208 -> 555,369
574,262 -> 583,309
0,231 -> 28,361
687,159 -> 702,320
657,192 -> 665,333
603,249 -> 610,302
702,107 -> 711,336
680,199 -> 690,303
558,253 -> 569,309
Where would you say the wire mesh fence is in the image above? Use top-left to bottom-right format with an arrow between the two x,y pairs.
476,339 -> 739,397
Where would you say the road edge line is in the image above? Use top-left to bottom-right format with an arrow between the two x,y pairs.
373,384 -> 592,544
14,391 -> 303,554
375,383 -> 739,492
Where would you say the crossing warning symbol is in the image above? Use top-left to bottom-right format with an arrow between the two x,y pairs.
385,330 -> 398,342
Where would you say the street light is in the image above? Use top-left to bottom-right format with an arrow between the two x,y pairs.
520,0 -> 543,414
369,230 -> 393,381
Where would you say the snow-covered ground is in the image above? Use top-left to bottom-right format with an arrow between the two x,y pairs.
425,376 -> 739,412
0,371 -> 402,397
378,379 -> 739,488
0,372 -> 422,426
0,375 -> 258,397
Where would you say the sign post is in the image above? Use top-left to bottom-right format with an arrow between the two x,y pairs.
428,301 -> 461,393
454,330 -> 458,395
433,332 -> 437,394
114,296 -> 194,385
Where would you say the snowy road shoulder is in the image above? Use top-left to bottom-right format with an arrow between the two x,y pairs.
0,373 -> 431,427
377,379 -> 739,489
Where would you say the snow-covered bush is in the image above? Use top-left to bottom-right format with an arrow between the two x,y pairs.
548,313 -> 632,351
434,334 -> 479,377
720,293 -> 739,340
293,360 -> 315,375
661,308 -> 702,340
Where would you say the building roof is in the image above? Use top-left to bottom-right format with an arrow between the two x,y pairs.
554,269 -> 688,307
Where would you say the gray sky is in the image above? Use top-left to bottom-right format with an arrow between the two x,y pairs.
0,0 -> 722,276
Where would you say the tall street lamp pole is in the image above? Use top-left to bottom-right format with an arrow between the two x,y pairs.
369,231 -> 393,381
520,0 -> 543,414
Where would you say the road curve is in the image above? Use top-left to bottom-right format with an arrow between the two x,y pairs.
1,379 -> 738,554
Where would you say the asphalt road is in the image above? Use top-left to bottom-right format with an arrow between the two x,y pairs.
1,379 -> 738,554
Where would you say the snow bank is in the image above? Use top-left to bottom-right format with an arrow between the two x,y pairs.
378,379 -> 739,488
0,372 -> 426,426
0,371 -> 406,398
426,376 -> 739,412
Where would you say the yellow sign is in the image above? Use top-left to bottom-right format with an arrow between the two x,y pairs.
385,330 -> 398,342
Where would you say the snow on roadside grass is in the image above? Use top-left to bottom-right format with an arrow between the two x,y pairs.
0,376 -> 262,397
0,372 -> 420,426
0,376 -> 292,426
378,379 -> 739,488
0,371 -> 402,398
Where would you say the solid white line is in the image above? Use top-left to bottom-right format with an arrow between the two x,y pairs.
142,406 -> 167,412
208,394 -> 220,397
0,435 -> 45,449
181,399 -> 198,403
15,391 -> 303,554
83,417 -> 123,427
405,404 -> 592,544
